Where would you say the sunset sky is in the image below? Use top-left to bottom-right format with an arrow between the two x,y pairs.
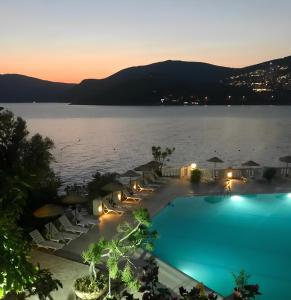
1,0 -> 291,83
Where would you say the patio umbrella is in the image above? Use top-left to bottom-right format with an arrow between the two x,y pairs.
242,160 -> 260,177
33,204 -> 63,238
207,157 -> 224,177
102,181 -> 124,202
134,163 -> 154,180
242,160 -> 260,167
279,156 -> 291,176
61,194 -> 88,224
120,170 -> 140,184
145,161 -> 162,169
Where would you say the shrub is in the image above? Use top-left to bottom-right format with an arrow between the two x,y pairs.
191,169 -> 202,183
232,270 -> 261,299
74,273 -> 106,293
263,167 -> 276,182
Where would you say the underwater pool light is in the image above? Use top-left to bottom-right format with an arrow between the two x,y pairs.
231,195 -> 243,202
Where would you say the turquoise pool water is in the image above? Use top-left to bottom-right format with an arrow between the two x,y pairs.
152,193 -> 291,300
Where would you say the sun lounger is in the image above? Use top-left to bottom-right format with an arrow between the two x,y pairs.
58,215 -> 89,234
137,183 -> 155,192
77,212 -> 99,226
122,190 -> 141,203
101,199 -> 125,215
143,179 -> 161,188
155,175 -> 169,183
29,230 -> 64,251
45,223 -> 79,242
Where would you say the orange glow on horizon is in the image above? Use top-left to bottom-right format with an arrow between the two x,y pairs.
0,52 -> 284,83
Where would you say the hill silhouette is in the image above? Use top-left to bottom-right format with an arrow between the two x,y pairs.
1,55 -> 291,105
0,74 -> 74,102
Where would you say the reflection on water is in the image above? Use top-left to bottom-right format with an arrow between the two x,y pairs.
1,103 -> 291,186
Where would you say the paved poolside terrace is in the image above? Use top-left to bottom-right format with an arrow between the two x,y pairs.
29,176 -> 291,300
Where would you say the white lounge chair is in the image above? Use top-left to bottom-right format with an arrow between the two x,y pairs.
76,212 -> 99,226
150,174 -> 168,184
45,223 -> 79,242
122,190 -> 142,203
143,179 -> 161,188
137,183 -> 155,192
101,199 -> 125,216
58,215 -> 89,234
29,230 -> 64,251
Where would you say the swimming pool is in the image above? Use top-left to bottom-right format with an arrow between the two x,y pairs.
152,193 -> 291,300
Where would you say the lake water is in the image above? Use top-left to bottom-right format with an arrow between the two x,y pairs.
1,103 -> 291,186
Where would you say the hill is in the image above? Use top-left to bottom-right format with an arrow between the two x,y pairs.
69,56 -> 291,105
0,74 -> 74,102
1,55 -> 291,105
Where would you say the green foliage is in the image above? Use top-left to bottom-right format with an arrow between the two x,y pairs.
191,169 -> 202,183
64,183 -> 87,196
179,283 -> 218,300
0,109 -> 60,221
87,172 -> 119,199
151,145 -> 175,170
121,264 -> 140,293
25,266 -> 62,300
74,274 -> 106,294
263,167 -> 276,182
0,221 -> 35,296
233,269 -> 250,292
232,270 -> 261,299
82,208 -> 157,297
0,110 -> 62,298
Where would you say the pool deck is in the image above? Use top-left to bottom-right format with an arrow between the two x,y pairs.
30,177 -> 291,299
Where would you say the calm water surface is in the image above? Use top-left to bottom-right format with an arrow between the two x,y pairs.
2,103 -> 291,185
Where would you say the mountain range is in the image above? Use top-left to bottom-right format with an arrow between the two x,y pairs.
1,55 -> 291,105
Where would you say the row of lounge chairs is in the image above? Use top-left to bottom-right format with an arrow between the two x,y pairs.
101,175 -> 169,216
29,213 -> 99,251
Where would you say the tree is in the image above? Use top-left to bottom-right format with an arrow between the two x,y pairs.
151,146 -> 175,173
0,110 -> 61,298
87,172 -> 119,199
0,110 -> 60,216
81,208 -> 157,299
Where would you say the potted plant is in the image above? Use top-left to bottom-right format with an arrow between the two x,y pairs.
73,243 -> 107,300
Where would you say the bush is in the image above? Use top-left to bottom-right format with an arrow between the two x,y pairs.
74,273 -> 106,293
191,169 -> 202,183
263,168 -> 276,182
